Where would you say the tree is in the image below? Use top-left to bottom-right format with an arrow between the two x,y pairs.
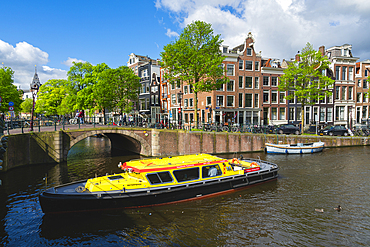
0,67 -> 23,114
278,42 -> 334,132
160,20 -> 228,127
94,66 -> 140,114
20,98 -> 33,115
35,79 -> 69,116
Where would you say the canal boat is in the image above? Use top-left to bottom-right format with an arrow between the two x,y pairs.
39,153 -> 279,214
265,141 -> 324,154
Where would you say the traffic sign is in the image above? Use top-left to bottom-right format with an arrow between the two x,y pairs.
8,102 -> 14,107
8,106 -> 14,111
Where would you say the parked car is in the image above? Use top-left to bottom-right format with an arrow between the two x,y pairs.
318,125 -> 349,136
275,124 -> 300,135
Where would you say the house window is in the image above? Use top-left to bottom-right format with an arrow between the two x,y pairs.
358,79 -> 362,87
206,96 -> 212,106
255,61 -> 259,71
226,64 -> 235,76
245,76 -> 252,88
189,98 -> 193,107
239,60 -> 243,70
363,93 -> 367,103
364,80 -> 368,89
245,93 -> 252,107
342,66 -> 347,80
327,108 -> 333,122
263,76 -> 269,86
335,66 -> 340,80
254,94 -> 259,108
263,91 -> 269,103
171,94 -> 176,104
336,106 -> 345,121
289,108 -> 295,121
184,99 -> 188,107
349,67 -> 353,81
363,106 -> 368,119
227,96 -> 234,107
271,108 -> 277,120
297,107 -> 302,121
184,86 -> 188,94
247,48 -> 252,56
271,91 -> 278,103
216,82 -> 224,91
335,86 -> 340,100
280,92 -> 286,103
227,80 -> 234,91
239,76 -> 243,88
255,77 -> 259,89
190,85 -> 193,93
279,108 -> 285,120
239,93 -> 243,107
320,107 -> 326,122
271,77 -> 278,86
216,96 -> 224,106
365,69 -> 368,76
341,87 -> 346,100
357,93 -> 362,103
349,86 -> 353,100
245,61 -> 253,70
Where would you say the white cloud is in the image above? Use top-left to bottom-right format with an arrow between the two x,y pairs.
0,39 -> 67,90
156,0 -> 370,61
62,57 -> 87,67
165,28 -> 179,38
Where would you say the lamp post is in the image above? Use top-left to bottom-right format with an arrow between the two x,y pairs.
177,91 -> 183,129
30,66 -> 41,131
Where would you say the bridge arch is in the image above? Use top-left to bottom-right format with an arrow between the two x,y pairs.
68,129 -> 152,156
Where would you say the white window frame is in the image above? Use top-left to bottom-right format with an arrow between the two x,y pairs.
226,95 -> 234,107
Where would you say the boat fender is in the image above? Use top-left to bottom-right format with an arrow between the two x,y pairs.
232,158 -> 240,164
75,186 -> 86,193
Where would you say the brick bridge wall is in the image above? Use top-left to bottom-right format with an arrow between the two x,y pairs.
2,127 -> 370,171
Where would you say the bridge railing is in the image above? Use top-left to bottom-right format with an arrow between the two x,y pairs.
3,115 -> 282,135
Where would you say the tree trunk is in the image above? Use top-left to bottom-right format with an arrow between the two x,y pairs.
194,91 -> 198,129
301,104 -> 305,134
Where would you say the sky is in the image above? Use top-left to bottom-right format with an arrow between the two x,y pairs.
1,0 -> 370,90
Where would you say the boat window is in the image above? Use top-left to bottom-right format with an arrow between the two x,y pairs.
202,165 -> 222,178
147,171 -> 173,185
107,175 -> 124,180
173,167 -> 199,182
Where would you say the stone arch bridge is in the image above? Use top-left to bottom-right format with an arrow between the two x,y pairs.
2,127 -> 368,171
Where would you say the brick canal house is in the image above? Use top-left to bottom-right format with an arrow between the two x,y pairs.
326,44 -> 358,128
355,59 -> 370,124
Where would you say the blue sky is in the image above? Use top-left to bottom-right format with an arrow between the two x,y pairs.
1,0 -> 370,90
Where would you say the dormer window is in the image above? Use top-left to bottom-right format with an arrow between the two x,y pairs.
223,47 -> 228,53
342,49 -> 348,56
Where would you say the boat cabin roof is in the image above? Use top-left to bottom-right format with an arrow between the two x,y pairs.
120,153 -> 228,173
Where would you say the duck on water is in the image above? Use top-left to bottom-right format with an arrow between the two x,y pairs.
39,153 -> 279,214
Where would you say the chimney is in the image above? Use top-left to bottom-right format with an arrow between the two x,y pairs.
295,52 -> 300,62
319,46 -> 325,56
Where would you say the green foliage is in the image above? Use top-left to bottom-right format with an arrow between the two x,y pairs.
160,21 -> 228,125
278,42 -> 335,130
35,79 -> 70,116
279,42 -> 334,104
0,67 -> 23,114
20,98 -> 33,114
94,66 -> 140,113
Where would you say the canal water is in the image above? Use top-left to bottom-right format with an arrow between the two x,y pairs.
1,136 -> 370,246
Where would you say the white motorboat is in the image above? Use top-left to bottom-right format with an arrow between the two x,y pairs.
265,142 -> 324,154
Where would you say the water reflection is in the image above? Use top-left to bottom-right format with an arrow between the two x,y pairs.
1,137 -> 370,246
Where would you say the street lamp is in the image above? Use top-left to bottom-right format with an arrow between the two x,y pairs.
30,66 -> 41,131
177,90 -> 183,129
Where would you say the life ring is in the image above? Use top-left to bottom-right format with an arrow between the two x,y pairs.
232,158 -> 240,164
250,162 -> 258,167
